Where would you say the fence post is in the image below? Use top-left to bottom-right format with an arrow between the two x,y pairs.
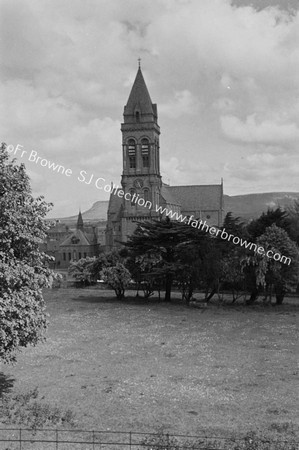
56,429 -> 58,450
19,428 -> 22,450
129,431 -> 132,450
92,430 -> 95,450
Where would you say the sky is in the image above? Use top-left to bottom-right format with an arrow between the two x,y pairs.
1,0 -> 299,218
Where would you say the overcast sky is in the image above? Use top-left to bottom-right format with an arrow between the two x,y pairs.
1,0 -> 298,217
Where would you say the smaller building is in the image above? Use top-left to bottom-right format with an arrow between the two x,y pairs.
56,211 -> 101,269
42,212 -> 102,269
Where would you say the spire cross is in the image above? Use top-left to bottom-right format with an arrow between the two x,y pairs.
138,57 -> 141,68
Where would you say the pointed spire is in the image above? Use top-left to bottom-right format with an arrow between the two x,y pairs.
77,209 -> 84,230
124,65 -> 154,116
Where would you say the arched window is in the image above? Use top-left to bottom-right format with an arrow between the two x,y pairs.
143,188 -> 150,203
128,139 -> 136,169
141,138 -> 149,168
135,111 -> 140,123
130,188 -> 136,206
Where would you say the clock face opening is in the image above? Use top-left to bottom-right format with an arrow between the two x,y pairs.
134,178 -> 144,188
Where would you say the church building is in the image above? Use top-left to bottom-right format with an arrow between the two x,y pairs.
105,64 -> 223,248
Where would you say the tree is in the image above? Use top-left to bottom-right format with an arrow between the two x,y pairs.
125,218 -> 200,302
221,253 -> 246,303
245,208 -> 291,303
126,252 -> 162,298
125,217 -> 221,303
287,199 -> 299,246
68,257 -> 96,286
0,143 -> 55,363
247,208 -> 290,240
89,249 -> 123,281
246,224 -> 299,305
100,263 -> 131,299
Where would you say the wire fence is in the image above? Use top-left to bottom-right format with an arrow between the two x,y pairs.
0,428 -> 297,450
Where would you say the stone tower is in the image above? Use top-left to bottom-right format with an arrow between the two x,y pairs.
120,64 -> 162,239
105,64 -> 224,249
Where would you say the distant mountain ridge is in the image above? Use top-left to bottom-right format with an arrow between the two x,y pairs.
224,192 -> 299,221
53,192 -> 299,224
51,201 -> 109,225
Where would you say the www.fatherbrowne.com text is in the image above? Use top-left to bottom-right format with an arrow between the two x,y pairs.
7,143 -> 291,266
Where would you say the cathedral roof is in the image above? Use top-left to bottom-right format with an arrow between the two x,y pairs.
165,184 -> 223,212
124,67 -> 154,116
160,185 -> 181,206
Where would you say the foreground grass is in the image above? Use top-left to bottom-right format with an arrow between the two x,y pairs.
0,288 -> 298,440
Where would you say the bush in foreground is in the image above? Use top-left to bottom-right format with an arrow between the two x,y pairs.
0,387 -> 75,430
140,431 -> 298,450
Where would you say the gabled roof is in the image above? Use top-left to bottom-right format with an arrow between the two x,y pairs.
124,67 -> 154,116
60,229 -> 91,247
165,184 -> 223,211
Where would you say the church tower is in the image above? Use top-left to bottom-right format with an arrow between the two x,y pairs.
120,62 -> 162,240
105,63 -> 224,249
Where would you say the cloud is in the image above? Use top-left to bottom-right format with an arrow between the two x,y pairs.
221,113 -> 299,144
1,0 -> 299,215
41,117 -> 120,170
224,151 -> 299,193
159,90 -> 200,119
213,97 -> 236,113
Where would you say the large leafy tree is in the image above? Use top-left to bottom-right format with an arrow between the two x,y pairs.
245,208 -> 292,303
0,144 -> 54,363
126,251 -> 163,298
125,218 -> 191,302
246,224 -> 299,305
125,218 -> 216,302
68,257 -> 96,285
89,249 -> 123,281
247,208 -> 290,240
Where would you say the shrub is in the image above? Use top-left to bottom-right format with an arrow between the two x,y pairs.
100,262 -> 131,299
0,387 -> 75,430
140,432 -> 298,450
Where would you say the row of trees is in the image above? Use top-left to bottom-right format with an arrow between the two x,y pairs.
70,207 -> 299,305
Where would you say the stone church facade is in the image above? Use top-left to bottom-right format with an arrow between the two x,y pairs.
106,65 -> 223,248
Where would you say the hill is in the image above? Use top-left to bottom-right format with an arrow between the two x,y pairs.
50,201 -> 109,226
224,192 -> 299,221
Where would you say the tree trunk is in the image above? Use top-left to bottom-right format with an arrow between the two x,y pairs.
246,287 -> 259,305
187,282 -> 194,304
206,287 -> 216,302
164,275 -> 172,302
116,288 -> 124,300
275,284 -> 285,305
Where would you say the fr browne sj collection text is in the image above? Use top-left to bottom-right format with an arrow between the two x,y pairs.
6,144 -> 118,193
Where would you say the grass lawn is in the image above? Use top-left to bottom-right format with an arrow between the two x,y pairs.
1,288 -> 298,440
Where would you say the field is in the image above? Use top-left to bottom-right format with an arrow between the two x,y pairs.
1,288 -> 298,440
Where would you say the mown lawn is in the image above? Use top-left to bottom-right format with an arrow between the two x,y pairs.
1,288 -> 298,439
